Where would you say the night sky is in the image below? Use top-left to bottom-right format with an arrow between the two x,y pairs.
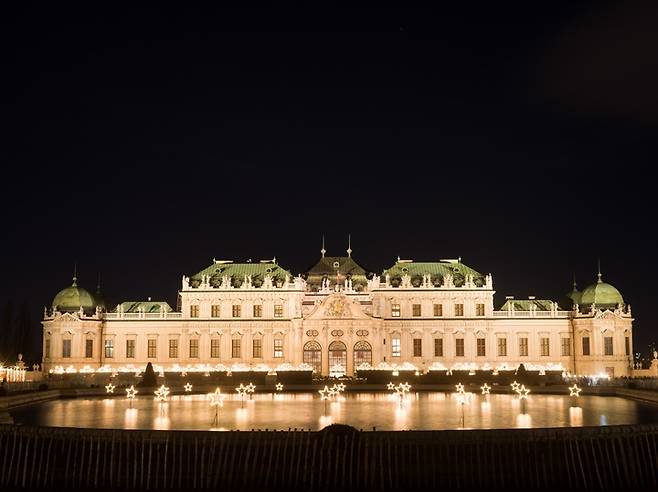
2,4 -> 657,360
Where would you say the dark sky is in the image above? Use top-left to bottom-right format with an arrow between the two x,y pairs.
1,4 -> 657,355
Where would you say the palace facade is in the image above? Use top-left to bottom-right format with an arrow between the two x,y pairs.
42,247 -> 634,377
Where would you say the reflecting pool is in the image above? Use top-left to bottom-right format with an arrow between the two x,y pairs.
10,391 -> 658,431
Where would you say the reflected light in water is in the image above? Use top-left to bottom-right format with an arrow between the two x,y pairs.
516,413 -> 532,428
319,415 -> 332,428
124,408 -> 138,428
154,416 -> 171,430
569,406 -> 583,427
9,392 -> 658,432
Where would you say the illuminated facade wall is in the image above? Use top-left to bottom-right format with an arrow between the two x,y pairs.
42,258 -> 634,377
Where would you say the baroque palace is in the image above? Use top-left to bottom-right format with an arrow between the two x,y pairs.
42,244 -> 634,377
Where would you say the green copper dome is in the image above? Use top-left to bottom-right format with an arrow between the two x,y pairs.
558,281 -> 582,310
580,275 -> 624,308
52,277 -> 97,313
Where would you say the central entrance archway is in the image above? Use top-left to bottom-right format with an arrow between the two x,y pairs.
328,340 -> 347,377
303,341 -> 322,374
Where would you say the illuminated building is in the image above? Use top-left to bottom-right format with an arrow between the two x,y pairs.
42,241 -> 633,377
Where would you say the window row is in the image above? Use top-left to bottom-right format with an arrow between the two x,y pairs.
390,303 -> 485,318
190,304 -> 284,318
52,338 -> 286,359
385,335 -> 629,358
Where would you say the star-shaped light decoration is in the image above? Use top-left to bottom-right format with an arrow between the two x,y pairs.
399,382 -> 411,393
105,383 -> 115,394
246,382 -> 256,394
511,381 -> 520,392
319,385 -> 331,400
517,385 -> 530,399
387,382 -> 396,391
569,384 -> 582,397
236,383 -> 248,396
208,387 -> 225,407
184,382 -> 193,392
181,371 -> 187,377
336,382 -> 346,392
455,383 -> 465,394
327,385 -> 337,397
154,384 -> 170,402
481,383 -> 491,395
275,383 -> 284,391
125,385 -> 138,399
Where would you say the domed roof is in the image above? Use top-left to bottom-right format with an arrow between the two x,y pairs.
580,274 -> 624,308
52,276 -> 97,313
558,281 -> 582,310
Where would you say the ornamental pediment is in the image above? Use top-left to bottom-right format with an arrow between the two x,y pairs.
51,312 -> 82,323
594,309 -> 622,320
304,293 -> 372,321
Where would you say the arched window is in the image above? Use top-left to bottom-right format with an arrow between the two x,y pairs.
303,341 -> 322,374
353,340 -> 372,368
328,340 -> 347,373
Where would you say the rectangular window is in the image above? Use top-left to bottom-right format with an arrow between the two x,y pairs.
392,337 -> 401,357
413,338 -> 422,357
232,339 -> 241,358
211,305 -> 220,317
274,304 -> 284,318
434,338 -> 443,357
274,338 -> 284,358
540,337 -> 550,356
252,339 -> 262,358
497,338 -> 507,357
45,339 -> 51,359
189,339 -> 199,358
85,339 -> 94,358
625,336 -> 630,356
169,339 -> 178,358
476,338 -> 486,357
148,339 -> 157,358
253,304 -> 262,317
232,305 -> 241,318
519,337 -> 528,357
582,336 -> 590,356
433,303 -> 443,317
190,305 -> 199,318
211,339 -> 220,358
126,339 -> 135,359
62,339 -> 72,358
104,339 -> 114,358
391,304 -> 401,317
412,304 -> 421,317
454,304 -> 464,316
604,337 -> 613,356
455,338 -> 465,357
561,337 -> 571,357
476,303 -> 485,316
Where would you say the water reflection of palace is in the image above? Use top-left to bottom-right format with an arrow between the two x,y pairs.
43,242 -> 634,377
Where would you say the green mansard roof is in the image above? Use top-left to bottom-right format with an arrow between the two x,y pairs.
383,259 -> 485,287
190,260 -> 293,288
303,255 -> 370,291
498,299 -> 555,311
113,301 -> 173,313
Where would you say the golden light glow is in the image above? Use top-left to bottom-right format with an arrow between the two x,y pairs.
184,382 -> 193,392
154,384 -> 170,402
480,383 -> 491,395
125,385 -> 138,399
105,383 -> 115,394
569,384 -> 582,397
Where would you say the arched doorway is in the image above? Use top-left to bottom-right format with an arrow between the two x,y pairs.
353,340 -> 372,369
303,341 -> 322,374
328,340 -> 347,377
